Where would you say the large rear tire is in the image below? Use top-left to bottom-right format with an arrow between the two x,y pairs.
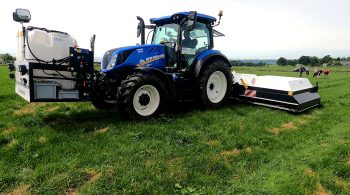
198,60 -> 233,107
118,73 -> 167,119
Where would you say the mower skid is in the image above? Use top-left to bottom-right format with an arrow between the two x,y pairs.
231,73 -> 321,113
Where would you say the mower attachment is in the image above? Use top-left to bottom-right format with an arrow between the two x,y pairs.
231,72 -> 321,113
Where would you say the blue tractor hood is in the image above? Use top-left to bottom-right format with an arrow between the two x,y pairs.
101,44 -> 167,73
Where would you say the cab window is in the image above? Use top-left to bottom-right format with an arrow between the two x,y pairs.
152,23 -> 179,44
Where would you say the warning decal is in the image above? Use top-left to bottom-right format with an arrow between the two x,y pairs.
244,90 -> 257,97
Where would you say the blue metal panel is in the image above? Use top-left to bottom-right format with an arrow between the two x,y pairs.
192,49 -> 230,77
101,44 -> 167,74
196,49 -> 223,61
150,12 -> 216,25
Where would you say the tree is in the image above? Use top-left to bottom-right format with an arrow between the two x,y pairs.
334,61 -> 342,66
276,57 -> 288,66
230,60 -> 243,66
287,59 -> 298,66
2,53 -> 15,63
321,55 -> 333,64
298,56 -> 311,65
257,62 -> 267,66
310,56 -> 320,66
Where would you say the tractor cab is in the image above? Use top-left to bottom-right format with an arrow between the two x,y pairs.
101,11 -> 226,76
149,12 -> 218,69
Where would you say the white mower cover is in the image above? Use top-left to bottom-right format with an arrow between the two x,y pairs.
232,72 -> 313,92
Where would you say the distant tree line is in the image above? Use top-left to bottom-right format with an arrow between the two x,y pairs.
276,55 -> 344,66
0,53 -> 15,63
229,60 -> 267,67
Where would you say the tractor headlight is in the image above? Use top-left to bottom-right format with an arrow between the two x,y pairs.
107,54 -> 118,70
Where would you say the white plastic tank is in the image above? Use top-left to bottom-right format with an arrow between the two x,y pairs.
17,27 -> 77,63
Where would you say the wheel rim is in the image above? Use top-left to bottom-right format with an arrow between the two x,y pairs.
206,71 -> 227,103
133,85 -> 160,116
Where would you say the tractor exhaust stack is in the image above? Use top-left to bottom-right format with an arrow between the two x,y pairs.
136,16 -> 145,45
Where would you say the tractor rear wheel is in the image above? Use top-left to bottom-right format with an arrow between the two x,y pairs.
199,60 -> 232,107
118,73 -> 167,119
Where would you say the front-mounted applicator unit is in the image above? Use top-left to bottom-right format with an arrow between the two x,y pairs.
231,72 -> 321,112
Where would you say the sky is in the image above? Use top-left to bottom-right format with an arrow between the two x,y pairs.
1,0 -> 350,59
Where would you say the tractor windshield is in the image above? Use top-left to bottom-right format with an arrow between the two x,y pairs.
152,23 -> 179,44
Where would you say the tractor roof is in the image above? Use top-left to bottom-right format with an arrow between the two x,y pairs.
150,12 -> 217,25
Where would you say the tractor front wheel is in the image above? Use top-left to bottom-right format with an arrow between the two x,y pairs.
199,60 -> 233,107
118,73 -> 167,119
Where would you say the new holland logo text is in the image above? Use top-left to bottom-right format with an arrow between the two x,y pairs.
137,54 -> 165,67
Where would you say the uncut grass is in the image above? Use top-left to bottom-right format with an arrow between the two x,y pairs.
1,65 -> 350,194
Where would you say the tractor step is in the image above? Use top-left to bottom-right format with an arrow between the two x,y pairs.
231,72 -> 321,113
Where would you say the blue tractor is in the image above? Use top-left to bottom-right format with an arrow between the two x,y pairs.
94,11 -> 232,118
11,9 -> 321,119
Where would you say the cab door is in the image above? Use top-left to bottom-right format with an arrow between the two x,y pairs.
181,22 -> 211,68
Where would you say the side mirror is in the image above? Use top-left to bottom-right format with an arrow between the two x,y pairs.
187,11 -> 197,31
13,8 -> 31,23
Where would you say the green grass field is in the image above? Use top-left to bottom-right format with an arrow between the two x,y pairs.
1,65 -> 350,194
